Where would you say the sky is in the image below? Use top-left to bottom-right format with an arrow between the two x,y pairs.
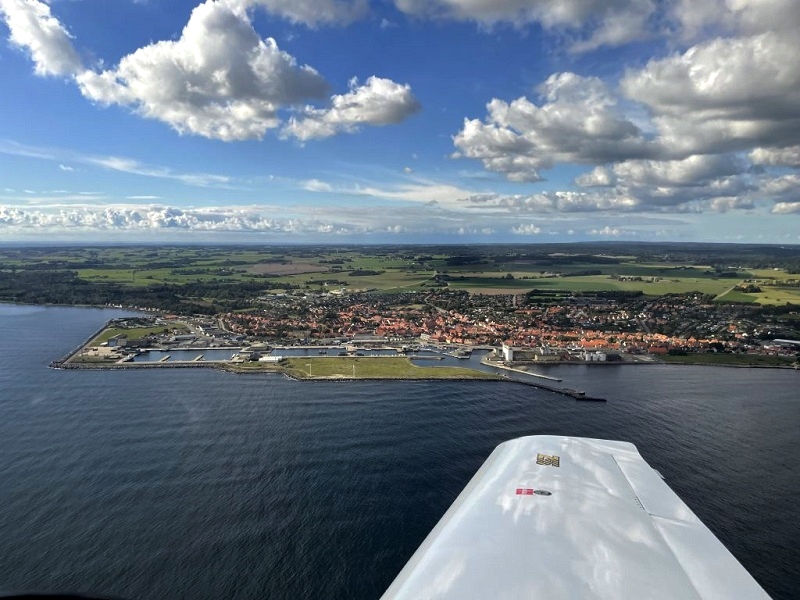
1,0 -> 799,244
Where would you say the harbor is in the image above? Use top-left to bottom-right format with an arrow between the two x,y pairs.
50,318 -> 613,400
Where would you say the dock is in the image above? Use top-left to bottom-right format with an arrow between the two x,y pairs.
513,378 -> 606,401
481,357 -> 605,401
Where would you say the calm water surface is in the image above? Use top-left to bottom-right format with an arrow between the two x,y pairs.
0,305 -> 798,599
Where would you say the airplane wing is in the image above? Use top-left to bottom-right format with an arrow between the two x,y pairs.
381,435 -> 771,599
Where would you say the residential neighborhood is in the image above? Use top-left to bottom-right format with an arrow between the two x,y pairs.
218,289 -> 800,362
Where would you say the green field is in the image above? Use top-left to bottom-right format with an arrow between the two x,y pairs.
89,324 -> 188,346
752,286 -> 800,305
446,273 -> 736,296
4,245 -> 799,308
275,356 -> 500,380
0,246 -> 743,294
714,289 -> 759,303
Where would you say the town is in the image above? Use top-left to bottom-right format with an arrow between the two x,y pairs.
221,288 -> 800,364
3,244 -> 798,368
63,286 -> 799,370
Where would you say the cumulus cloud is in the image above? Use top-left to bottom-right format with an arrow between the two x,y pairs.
574,158 -> 756,213
453,1 -> 800,216
229,0 -> 368,27
463,190 -> 639,213
577,155 -> 749,193
576,166 -> 615,187
749,146 -> 800,168
588,225 -> 633,237
622,33 -> 800,157
758,173 -> 800,201
772,202 -> 800,214
709,197 -> 755,212
394,0 -> 656,50
0,201 -> 502,238
2,0 -> 415,142
75,1 -> 329,141
672,0 -> 800,40
453,73 -> 651,182
0,0 -> 81,76
282,76 -> 420,141
0,204 -> 331,233
510,223 -> 541,235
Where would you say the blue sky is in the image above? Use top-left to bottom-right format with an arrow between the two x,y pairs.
1,0 -> 799,243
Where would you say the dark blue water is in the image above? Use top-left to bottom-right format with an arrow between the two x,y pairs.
0,305 -> 798,599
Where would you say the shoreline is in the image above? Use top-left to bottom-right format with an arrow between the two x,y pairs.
38,308 -> 797,373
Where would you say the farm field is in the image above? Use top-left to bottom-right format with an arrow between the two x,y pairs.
2,244 -> 799,310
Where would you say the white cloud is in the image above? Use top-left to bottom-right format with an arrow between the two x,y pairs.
0,204 -> 310,233
453,1 -> 800,217
749,146 -> 800,168
709,197 -> 754,212
758,173 -> 800,202
230,0 -> 368,27
453,73 -> 651,182
0,0 -> 82,76
0,138 -> 55,160
302,178 -> 333,192
87,156 -> 232,187
576,166 -> 615,187
2,139 -> 235,188
352,181 -> 478,208
2,1 -> 417,142
510,223 -> 541,235
672,0 -> 800,40
605,155 -> 747,188
282,76 -> 420,141
621,31 -> 800,157
76,1 -> 329,141
588,225 -> 634,237
465,190 -> 639,213
393,0 -> 656,50
772,202 -> 800,214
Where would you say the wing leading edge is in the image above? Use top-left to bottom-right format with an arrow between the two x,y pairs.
381,435 -> 770,600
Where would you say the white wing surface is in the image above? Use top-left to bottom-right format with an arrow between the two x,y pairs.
381,435 -> 771,600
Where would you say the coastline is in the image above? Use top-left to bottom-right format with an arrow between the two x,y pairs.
38,309 -> 798,374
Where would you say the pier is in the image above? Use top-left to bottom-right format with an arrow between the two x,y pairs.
511,378 -> 606,402
481,357 -> 605,401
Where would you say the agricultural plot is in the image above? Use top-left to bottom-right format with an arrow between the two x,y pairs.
752,286 -> 800,305
447,272 -> 737,296
2,245 -> 799,310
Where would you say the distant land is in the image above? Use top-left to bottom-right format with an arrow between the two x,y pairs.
3,243 -> 799,370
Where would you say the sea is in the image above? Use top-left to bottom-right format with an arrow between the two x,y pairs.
0,304 -> 798,600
